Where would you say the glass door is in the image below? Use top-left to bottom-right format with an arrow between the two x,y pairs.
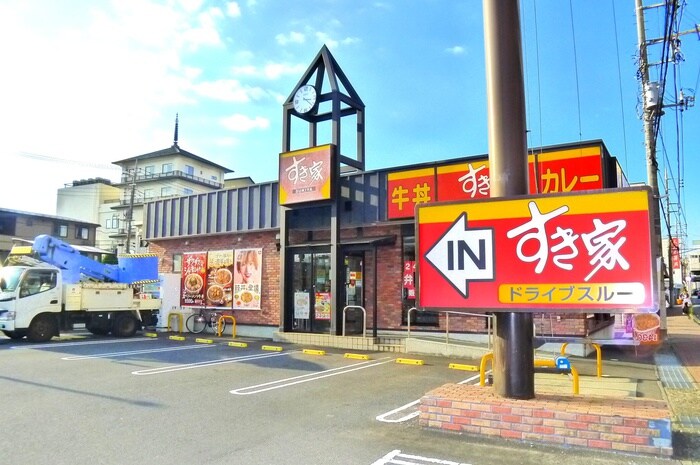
343,252 -> 364,335
291,252 -> 331,333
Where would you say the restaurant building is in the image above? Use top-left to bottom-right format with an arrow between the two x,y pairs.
144,47 -> 632,348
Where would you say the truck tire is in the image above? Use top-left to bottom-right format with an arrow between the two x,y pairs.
27,314 -> 58,342
86,316 -> 111,336
112,313 -> 139,338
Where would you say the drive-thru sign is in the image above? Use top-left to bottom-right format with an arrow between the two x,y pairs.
416,187 -> 656,313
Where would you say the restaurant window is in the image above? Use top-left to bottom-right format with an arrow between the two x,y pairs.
401,235 -> 438,326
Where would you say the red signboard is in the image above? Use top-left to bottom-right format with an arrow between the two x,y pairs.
671,237 -> 681,270
389,145 -> 608,218
387,168 -> 435,219
279,144 -> 335,205
416,187 -> 655,313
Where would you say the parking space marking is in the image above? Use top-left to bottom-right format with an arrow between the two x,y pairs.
371,449 -> 471,465
375,372 -> 483,423
230,357 -> 393,395
10,337 -> 156,350
61,344 -> 214,360
131,350 -> 298,376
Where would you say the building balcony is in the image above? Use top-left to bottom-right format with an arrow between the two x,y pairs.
116,170 -> 224,189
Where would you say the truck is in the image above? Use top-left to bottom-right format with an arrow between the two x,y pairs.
0,234 -> 161,342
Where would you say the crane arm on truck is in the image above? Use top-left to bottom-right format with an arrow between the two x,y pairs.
31,235 -> 159,285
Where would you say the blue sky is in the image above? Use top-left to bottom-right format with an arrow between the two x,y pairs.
1,0 -> 698,248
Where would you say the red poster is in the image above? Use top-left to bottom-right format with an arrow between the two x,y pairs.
181,252 -> 207,307
417,188 -> 655,312
671,237 -> 681,269
403,260 -> 416,299
387,168 -> 436,219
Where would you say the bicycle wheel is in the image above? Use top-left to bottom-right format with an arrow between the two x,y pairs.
185,313 -> 206,334
206,315 -> 226,335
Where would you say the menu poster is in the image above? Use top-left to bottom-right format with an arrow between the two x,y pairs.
233,248 -> 263,310
206,250 -> 234,308
314,292 -> 331,320
294,292 -> 310,319
181,252 -> 207,307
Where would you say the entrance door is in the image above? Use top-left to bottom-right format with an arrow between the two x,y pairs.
291,252 -> 331,334
343,252 -> 364,335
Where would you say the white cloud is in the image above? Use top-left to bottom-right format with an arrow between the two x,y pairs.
276,31 -> 305,45
226,2 -> 242,17
220,114 -> 270,132
445,45 -> 465,55
315,32 -> 338,49
194,79 -> 267,103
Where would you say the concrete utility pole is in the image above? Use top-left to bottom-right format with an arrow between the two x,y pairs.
635,0 -> 666,329
483,0 -> 534,399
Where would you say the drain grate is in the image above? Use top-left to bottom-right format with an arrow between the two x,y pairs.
655,352 -> 695,390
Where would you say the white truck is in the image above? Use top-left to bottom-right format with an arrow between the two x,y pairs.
0,235 -> 161,342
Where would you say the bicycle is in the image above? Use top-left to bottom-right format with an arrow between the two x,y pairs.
185,309 -> 227,335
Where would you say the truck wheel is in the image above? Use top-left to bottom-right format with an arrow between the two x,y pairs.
86,317 -> 111,336
112,313 -> 139,338
2,330 -> 26,340
27,314 -> 58,342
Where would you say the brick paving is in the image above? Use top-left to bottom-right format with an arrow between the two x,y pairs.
665,309 -> 700,384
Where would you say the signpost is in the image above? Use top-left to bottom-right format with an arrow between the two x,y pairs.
417,187 -> 656,313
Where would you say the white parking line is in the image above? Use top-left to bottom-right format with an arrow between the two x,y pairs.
61,344 -> 214,360
11,337 -> 156,350
375,372 -> 484,423
231,357 -> 393,395
131,350 -> 298,375
371,449 -> 472,465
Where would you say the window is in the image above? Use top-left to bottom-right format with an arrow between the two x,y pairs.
162,163 -> 173,174
161,186 -> 173,197
144,165 -> 155,177
57,224 -> 68,237
184,165 -> 194,176
144,188 -> 154,200
183,188 -> 193,196
19,269 -> 57,298
173,253 -> 182,273
211,175 -> 218,181
106,217 -> 120,229
75,227 -> 89,240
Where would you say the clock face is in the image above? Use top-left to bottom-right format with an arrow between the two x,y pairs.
293,85 -> 317,114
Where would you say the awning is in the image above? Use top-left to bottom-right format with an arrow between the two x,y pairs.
286,235 -> 396,249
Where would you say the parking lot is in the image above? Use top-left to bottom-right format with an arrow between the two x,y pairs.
0,332 -> 674,465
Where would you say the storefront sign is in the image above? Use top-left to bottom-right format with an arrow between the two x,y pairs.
387,168 -> 435,219
403,260 -> 416,299
389,145 -> 609,219
279,144 -> 335,205
671,237 -> 681,269
416,187 -> 655,312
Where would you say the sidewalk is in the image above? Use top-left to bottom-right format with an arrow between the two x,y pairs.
665,307 -> 700,384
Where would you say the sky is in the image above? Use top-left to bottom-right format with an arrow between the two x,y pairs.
0,0 -> 699,250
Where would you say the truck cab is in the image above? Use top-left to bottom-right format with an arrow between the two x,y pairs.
0,265 -> 62,340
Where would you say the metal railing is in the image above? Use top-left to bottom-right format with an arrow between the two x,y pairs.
407,307 -> 494,350
342,305 -> 366,338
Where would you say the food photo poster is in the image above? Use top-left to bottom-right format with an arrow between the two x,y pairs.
233,248 -> 263,310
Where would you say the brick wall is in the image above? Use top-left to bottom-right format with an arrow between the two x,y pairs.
149,231 -> 280,328
419,384 -> 673,457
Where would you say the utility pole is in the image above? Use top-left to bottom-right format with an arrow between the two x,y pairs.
635,0 -> 666,330
636,0 -> 697,326
125,159 -> 137,254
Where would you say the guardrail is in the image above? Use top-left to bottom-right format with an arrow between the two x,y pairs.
407,307 -> 494,350
342,305 -> 366,338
